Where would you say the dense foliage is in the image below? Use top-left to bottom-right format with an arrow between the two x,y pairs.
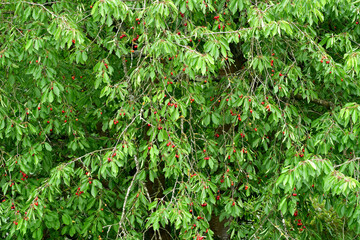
1,0 -> 360,239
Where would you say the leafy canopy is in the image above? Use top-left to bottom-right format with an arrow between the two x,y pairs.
1,0 -> 360,239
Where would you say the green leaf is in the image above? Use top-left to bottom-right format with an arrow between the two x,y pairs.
44,142 -> 52,151
212,112 -> 220,125
62,214 -> 71,225
279,197 -> 287,214
25,39 -> 33,50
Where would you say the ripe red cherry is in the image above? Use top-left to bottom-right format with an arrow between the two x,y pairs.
292,193 -> 297,196
245,186 -> 248,190
38,107 -> 41,110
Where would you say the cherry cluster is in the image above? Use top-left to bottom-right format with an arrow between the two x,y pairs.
75,187 -> 84,196
20,171 -> 28,181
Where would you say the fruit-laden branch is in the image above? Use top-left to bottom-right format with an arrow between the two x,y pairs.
293,94 -> 335,109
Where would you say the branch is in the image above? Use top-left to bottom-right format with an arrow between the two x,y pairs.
117,155 -> 140,238
334,157 -> 360,168
293,94 -> 335,109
